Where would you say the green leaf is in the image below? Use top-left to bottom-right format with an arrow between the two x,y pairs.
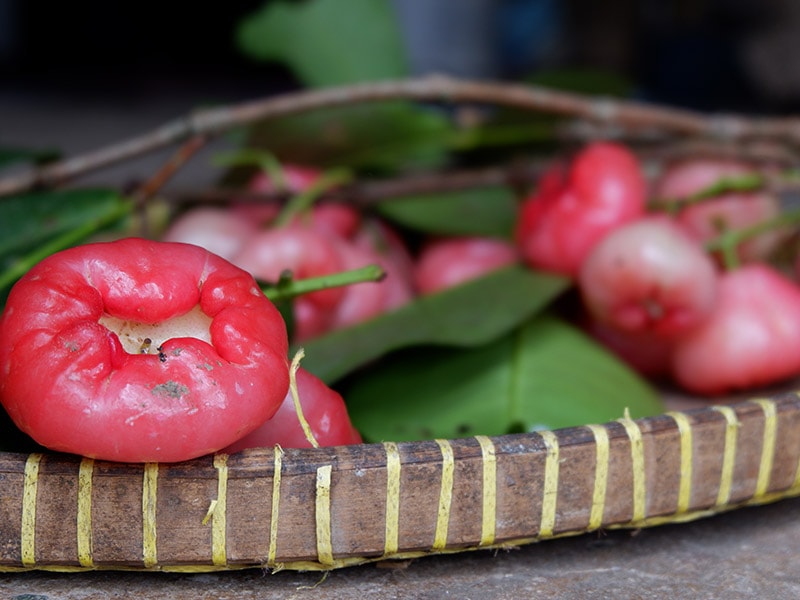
0,189 -> 132,294
298,265 -> 569,383
248,101 -> 454,172
527,68 -> 634,98
0,146 -> 60,169
0,188 -> 127,259
236,0 -> 407,87
376,186 -> 519,238
344,314 -> 663,442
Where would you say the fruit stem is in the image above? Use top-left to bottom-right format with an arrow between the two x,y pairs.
212,149 -> 287,190
262,264 -> 385,302
651,173 -> 765,215
705,206 -> 800,270
288,348 -> 320,448
272,168 -> 353,227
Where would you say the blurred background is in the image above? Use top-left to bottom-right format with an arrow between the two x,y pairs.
3,0 -> 800,110
2,0 -> 800,187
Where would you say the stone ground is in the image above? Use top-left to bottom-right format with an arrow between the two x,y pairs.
2,87 -> 800,600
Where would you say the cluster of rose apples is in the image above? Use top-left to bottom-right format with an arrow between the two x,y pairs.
5,140 -> 795,465
517,142 -> 798,397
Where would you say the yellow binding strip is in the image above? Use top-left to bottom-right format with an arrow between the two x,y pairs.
142,463 -> 159,568
711,405 -> 739,507
585,425 -> 609,531
21,453 -> 43,567
474,435 -> 496,546
383,442 -> 401,556
539,431 -> 559,537
267,445 -> 283,568
751,399 -> 777,498
211,453 -> 229,567
617,414 -> 646,524
666,412 -> 693,514
77,458 -> 94,568
315,465 -> 334,567
433,439 -> 454,551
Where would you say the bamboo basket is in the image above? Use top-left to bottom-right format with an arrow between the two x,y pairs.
2,77 -> 800,572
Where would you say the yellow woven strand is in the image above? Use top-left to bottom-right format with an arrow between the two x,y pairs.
666,412 -> 693,514
383,442 -> 401,556
77,458 -> 94,568
752,399 -> 777,498
585,425 -> 609,531
433,439 -> 454,551
315,465 -> 334,567
141,463 -> 159,568
474,435 -> 497,546
267,446 -> 283,568
711,405 -> 739,507
539,430 -> 560,537
617,414 -> 646,524
211,453 -> 229,567
21,453 -> 43,567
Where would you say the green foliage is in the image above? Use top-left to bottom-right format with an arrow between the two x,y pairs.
0,188 -> 131,293
0,146 -> 60,169
344,314 -> 663,442
298,265 -> 569,383
249,102 -> 454,172
236,0 -> 408,87
376,186 -> 519,238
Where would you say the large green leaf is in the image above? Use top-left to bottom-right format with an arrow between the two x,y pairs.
0,188 -> 127,259
376,186 -> 519,238
344,314 -> 663,442
0,146 -> 60,170
0,189 -> 131,296
236,0 -> 407,87
298,265 -> 569,383
248,101 -> 454,172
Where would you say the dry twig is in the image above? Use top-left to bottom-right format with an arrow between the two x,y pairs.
3,75 -> 800,198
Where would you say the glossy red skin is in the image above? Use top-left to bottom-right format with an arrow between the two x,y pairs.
414,236 -> 519,295
654,158 -> 785,263
516,143 -> 646,277
578,216 -> 718,338
671,264 -> 800,395
0,238 -> 290,463
224,367 -> 362,452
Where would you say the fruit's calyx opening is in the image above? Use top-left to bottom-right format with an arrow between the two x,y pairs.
98,305 -> 213,355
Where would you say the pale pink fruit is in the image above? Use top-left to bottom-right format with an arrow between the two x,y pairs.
414,236 -> 519,295
579,216 -> 718,338
162,207 -> 258,261
672,264 -> 800,395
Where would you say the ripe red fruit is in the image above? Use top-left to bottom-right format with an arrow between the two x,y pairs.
224,367 -> 362,451
654,158 -> 786,263
579,216 -> 718,338
414,236 -> 519,295
516,142 -> 647,277
0,238 -> 290,463
671,264 -> 800,395
585,318 -> 674,378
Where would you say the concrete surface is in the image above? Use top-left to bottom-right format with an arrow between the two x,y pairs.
2,496 -> 799,599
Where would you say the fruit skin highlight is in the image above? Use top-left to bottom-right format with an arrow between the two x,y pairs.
0,238 -> 290,463
671,264 -> 800,395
